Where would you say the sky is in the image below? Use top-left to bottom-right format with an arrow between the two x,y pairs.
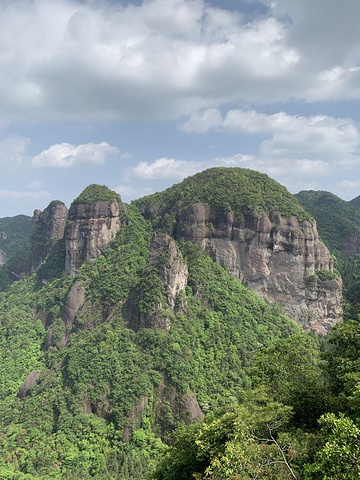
1,0 -> 360,217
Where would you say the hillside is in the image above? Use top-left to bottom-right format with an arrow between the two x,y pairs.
0,214 -> 32,261
0,168 -> 354,479
0,215 -> 33,290
296,190 -> 360,255
0,203 -> 300,478
350,194 -> 360,209
136,168 -> 342,333
296,190 -> 360,320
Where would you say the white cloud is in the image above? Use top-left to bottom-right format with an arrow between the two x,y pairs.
339,180 -> 360,189
128,157 -> 204,180
2,0 -> 360,124
113,183 -> 154,202
0,189 -> 50,199
32,141 -> 120,168
181,108 -> 360,162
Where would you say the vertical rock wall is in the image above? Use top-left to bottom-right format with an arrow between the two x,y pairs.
176,203 -> 342,333
65,200 -> 121,275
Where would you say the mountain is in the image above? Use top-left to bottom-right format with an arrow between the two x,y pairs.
350,194 -> 360,209
296,190 -> 360,256
0,169 -> 346,478
0,214 -> 33,290
0,214 -> 32,264
296,190 -> 360,320
135,168 -> 342,333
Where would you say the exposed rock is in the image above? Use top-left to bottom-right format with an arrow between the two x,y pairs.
17,370 -> 42,398
155,380 -> 204,439
31,201 -> 68,270
0,249 -> 6,266
64,280 -> 86,328
125,233 -> 188,331
65,200 -> 121,275
123,396 -> 148,442
149,233 -> 188,310
176,203 -> 342,333
0,231 -> 7,240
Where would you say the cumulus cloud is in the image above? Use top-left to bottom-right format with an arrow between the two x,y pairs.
32,141 -> 120,168
128,157 -> 205,180
181,108 -> 360,162
1,0 -> 360,125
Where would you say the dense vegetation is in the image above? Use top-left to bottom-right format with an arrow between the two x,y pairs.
0,215 -> 33,291
351,194 -> 360,209
0,214 -> 32,258
72,184 -> 120,206
0,204 -> 303,479
296,190 -> 360,320
135,168 -> 312,225
0,173 -> 359,478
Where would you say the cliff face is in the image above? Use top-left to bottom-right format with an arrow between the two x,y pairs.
0,249 -> 6,265
125,233 -> 188,331
65,199 -> 121,275
31,201 -> 68,270
176,203 -> 342,334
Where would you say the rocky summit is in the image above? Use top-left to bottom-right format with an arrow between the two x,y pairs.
136,168 -> 342,334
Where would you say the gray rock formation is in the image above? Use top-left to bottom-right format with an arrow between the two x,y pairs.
125,233 -> 188,331
0,249 -> 6,266
149,233 -> 188,310
176,203 -> 342,334
31,201 -> 68,270
65,200 -> 121,275
17,370 -> 42,398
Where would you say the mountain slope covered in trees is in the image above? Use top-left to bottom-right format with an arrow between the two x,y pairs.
296,190 -> 360,320
0,169 -> 358,478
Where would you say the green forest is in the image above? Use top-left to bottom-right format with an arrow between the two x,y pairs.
0,169 -> 359,479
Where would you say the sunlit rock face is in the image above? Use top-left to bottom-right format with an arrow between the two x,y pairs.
176,203 -> 342,334
65,199 -> 121,276
31,201 -> 68,270
124,233 -> 188,332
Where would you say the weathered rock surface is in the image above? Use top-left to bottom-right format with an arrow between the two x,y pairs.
0,249 -> 6,265
155,380 -> 204,439
176,203 -> 342,333
17,370 -> 42,398
65,200 -> 121,275
125,233 -> 188,331
31,201 -> 68,270
64,280 -> 86,328
149,233 -> 188,310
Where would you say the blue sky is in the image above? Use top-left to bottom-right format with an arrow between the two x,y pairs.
1,0 -> 360,216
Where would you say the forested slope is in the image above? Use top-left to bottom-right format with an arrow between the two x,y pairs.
0,170 -> 357,478
296,190 -> 360,320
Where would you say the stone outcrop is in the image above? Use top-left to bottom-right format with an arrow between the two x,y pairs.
17,370 -> 42,398
125,233 -> 188,331
65,199 -> 121,275
176,203 -> 342,333
31,201 -> 68,270
0,249 -> 6,266
149,233 -> 188,310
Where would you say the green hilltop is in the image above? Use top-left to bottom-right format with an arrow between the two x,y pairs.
135,167 -> 312,222
72,184 -> 120,206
